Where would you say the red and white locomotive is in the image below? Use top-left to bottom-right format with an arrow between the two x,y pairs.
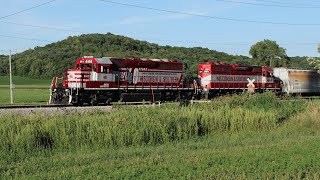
49,56 -> 282,105
198,62 -> 282,98
49,56 -> 195,105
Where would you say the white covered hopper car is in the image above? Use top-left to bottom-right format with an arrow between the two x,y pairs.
273,68 -> 320,95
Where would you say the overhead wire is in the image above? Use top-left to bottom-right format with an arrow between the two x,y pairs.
214,0 -> 320,8
97,0 -> 320,26
0,19 -> 318,47
255,0 -> 320,7
0,49 -> 10,53
0,34 -> 54,43
0,0 -> 318,53
0,0 -> 57,20
0,0 -> 57,53
0,20 -> 87,34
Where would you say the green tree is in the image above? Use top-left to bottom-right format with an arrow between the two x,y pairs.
306,44 -> 320,71
249,39 -> 287,67
307,57 -> 320,71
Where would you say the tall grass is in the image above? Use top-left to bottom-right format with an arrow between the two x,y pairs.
0,92 -> 305,152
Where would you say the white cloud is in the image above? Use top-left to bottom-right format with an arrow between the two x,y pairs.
118,9 -> 208,25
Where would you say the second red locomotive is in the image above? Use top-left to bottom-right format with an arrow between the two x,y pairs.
198,62 -> 282,98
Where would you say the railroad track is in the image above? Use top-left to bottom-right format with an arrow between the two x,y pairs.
1,96 -> 319,110
0,104 -> 73,109
0,104 -> 113,116
299,96 -> 320,100
0,101 -> 166,115
0,101 -> 160,110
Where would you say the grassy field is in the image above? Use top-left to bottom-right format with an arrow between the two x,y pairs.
1,93 -> 319,178
0,76 -> 51,86
0,76 -> 50,104
0,88 -> 49,104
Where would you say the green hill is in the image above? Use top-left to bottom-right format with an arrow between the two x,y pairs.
0,33 -> 249,79
0,33 -> 312,79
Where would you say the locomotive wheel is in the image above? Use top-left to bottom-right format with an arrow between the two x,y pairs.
105,98 -> 112,105
90,99 -> 98,106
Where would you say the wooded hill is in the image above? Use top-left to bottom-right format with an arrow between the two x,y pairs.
0,33 -> 312,79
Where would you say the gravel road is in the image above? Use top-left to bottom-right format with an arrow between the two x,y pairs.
0,106 -> 112,116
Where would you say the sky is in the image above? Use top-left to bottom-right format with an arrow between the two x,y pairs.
0,0 -> 319,57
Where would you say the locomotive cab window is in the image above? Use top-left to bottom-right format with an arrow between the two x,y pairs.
222,67 -> 231,72
101,66 -> 109,73
79,64 -> 92,70
86,64 -> 92,69
214,66 -> 222,72
263,71 -> 271,77
263,71 -> 267,77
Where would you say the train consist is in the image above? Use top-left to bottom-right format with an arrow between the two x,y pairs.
49,56 -> 320,105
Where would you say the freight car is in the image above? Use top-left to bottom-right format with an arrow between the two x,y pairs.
273,68 -> 320,95
49,56 -> 196,105
49,56 -> 284,105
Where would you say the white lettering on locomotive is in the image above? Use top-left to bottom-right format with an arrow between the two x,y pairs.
79,60 -> 92,64
100,83 -> 109,88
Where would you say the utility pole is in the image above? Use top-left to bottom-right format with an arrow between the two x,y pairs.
9,50 -> 13,104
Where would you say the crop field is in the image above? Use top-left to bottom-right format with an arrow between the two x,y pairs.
0,76 -> 50,104
1,93 -> 320,178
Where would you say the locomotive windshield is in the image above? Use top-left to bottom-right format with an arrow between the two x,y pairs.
263,71 -> 271,77
76,63 -> 92,70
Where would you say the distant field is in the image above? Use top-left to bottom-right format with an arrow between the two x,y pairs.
0,76 -> 51,88
0,76 -> 51,104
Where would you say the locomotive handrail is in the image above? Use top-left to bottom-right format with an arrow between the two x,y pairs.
51,76 -> 64,89
149,76 -> 151,89
117,73 -> 120,90
157,77 -> 159,89
51,77 -> 57,88
126,77 -> 128,90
